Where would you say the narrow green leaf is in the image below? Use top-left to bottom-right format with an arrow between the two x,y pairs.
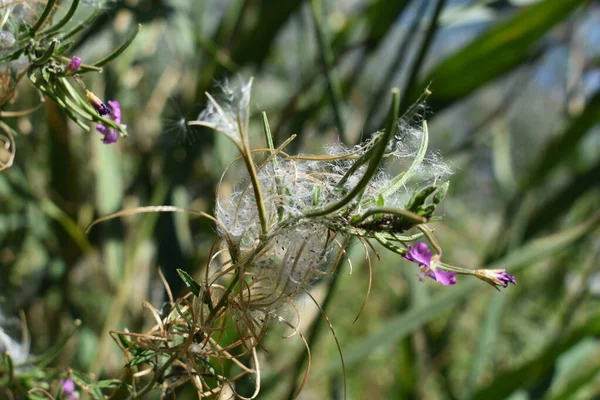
418,0 -> 585,111
25,320 -> 81,368
40,0 -> 80,36
70,370 -> 104,399
0,353 -> 14,386
0,49 -> 25,64
177,269 -> 202,297
463,293 -> 507,399
230,0 -> 304,67
93,24 -> 141,68
127,350 -> 155,367
55,41 -> 74,55
29,0 -> 58,35
522,90 -> 600,189
60,8 -> 101,40
310,0 -> 346,142
472,316 -> 600,400
91,379 -> 129,390
432,181 -> 449,204
32,38 -> 59,65
262,111 -> 275,152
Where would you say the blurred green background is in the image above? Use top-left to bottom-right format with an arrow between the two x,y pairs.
1,0 -> 600,399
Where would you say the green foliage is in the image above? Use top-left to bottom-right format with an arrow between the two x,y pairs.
1,0 -> 599,399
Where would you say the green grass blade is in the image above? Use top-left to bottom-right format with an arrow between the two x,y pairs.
522,90 -> 600,189
93,24 -> 141,68
310,0 -> 347,142
463,292 -> 507,399
471,315 -> 600,400
417,0 -> 585,111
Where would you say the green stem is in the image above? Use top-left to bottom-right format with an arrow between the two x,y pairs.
438,262 -> 476,275
417,224 -> 442,255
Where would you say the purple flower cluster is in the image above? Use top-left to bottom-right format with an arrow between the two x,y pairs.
96,100 -> 121,144
402,242 -> 516,289
60,378 -> 77,400
403,242 -> 457,286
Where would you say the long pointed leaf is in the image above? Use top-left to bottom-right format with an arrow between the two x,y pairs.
417,0 -> 584,111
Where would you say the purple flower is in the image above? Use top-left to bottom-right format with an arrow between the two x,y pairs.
107,100 -> 121,124
86,90 -> 110,116
475,269 -> 516,290
66,56 -> 81,74
403,242 -> 456,286
60,378 -> 77,400
96,100 -> 121,144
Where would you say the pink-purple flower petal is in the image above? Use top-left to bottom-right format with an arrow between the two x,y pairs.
403,242 -> 457,286
475,269 -> 516,289
403,242 -> 432,267
433,269 -> 457,286
95,101 -> 122,144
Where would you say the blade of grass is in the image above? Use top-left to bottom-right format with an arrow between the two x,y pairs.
415,0 -> 585,111
398,0 -> 447,114
93,24 -> 141,67
463,292 -> 507,399
486,90 -> 600,262
89,178 -> 170,376
471,314 -> 600,400
310,0 -> 347,143
522,90 -> 600,189
363,0 -> 429,133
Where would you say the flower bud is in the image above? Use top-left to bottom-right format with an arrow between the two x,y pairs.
85,90 -> 110,116
66,56 -> 82,74
475,269 -> 516,289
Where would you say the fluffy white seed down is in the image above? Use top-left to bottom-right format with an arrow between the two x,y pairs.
199,79 -> 452,314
